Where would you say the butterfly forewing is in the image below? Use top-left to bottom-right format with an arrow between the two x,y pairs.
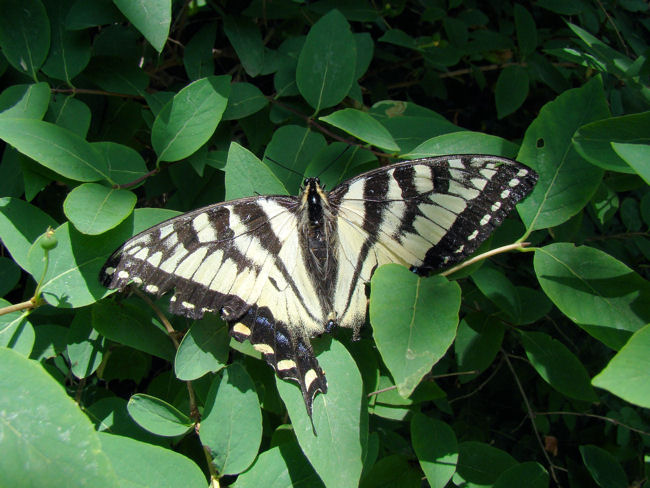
101,154 -> 537,422
327,155 -> 537,331
101,195 -> 329,417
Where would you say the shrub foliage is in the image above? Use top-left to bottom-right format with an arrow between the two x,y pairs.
0,1 -> 649,487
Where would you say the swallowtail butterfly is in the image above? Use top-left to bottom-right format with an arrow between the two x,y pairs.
101,155 -> 537,420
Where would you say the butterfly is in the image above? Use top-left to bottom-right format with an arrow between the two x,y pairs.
101,154 -> 537,420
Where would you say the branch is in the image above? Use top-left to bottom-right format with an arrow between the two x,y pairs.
502,350 -> 561,486
535,411 -> 650,438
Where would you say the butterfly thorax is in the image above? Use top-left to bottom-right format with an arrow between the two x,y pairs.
299,178 -> 337,301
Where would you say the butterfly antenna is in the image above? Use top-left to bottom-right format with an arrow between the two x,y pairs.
316,145 -> 352,179
264,156 -> 305,179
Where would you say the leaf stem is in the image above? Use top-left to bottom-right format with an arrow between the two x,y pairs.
441,242 -> 533,277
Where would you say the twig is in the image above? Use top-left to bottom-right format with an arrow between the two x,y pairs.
203,444 -> 220,486
593,0 -> 629,56
268,98 -> 390,157
131,287 -> 200,424
132,288 -> 179,345
502,349 -> 561,486
535,411 -> 650,437
584,231 -> 649,242
0,299 -> 37,316
448,357 -> 505,404
441,242 -> 532,277
115,166 -> 162,190
51,87 -> 144,100
367,370 -> 478,397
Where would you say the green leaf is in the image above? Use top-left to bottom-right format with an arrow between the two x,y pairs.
67,308 -> 105,379
223,16 -> 264,77
0,347 -> 119,487
222,82 -> 269,120
46,96 -> 91,137
611,142 -> 650,185
41,0 -> 91,82
152,76 -> 230,162
537,0 -> 584,14
296,9 -> 356,111
370,265 -> 461,397
113,0 -> 171,52
98,432 -> 205,487
65,0 -> 122,30
0,256 -> 21,296
0,300 -> 35,357
88,396 -> 167,445
0,148 -> 25,198
0,118 -> 108,182
591,183 -> 619,225
353,32 -> 374,79
379,29 -> 418,50
496,65 -> 529,118
30,324 -> 67,361
183,22 -> 216,81
455,441 -> 517,485
319,109 -> 400,152
92,301 -> 175,361
360,455 -> 421,488
534,243 -> 650,348
471,265 -> 521,322
592,324 -> 650,409
0,196 -> 58,271
94,141 -> 149,187
579,445 -> 628,488
520,331 -> 598,402
455,313 -> 505,382
84,56 -> 149,96
127,394 -> 193,437
101,346 -> 150,383
276,339 -> 365,488
573,112 -> 650,174
514,4 -> 537,56
64,183 -> 136,235
174,315 -> 229,381
518,77 -> 609,232
411,414 -> 458,487
235,441 -> 324,488
0,0 -> 50,79
370,101 -> 462,154
200,363 -> 262,475
27,209 -> 177,308
0,82 -> 50,119
225,142 -> 287,200
404,131 -> 519,159
494,462 -> 549,488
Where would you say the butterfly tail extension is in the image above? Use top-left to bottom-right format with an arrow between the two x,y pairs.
232,306 -> 327,422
